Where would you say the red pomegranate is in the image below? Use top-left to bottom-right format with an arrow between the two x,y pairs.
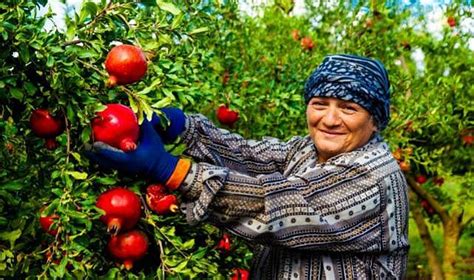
96,187 -> 142,235
30,109 -> 65,150
107,230 -> 149,270
231,268 -> 250,280
415,175 -> 427,184
216,104 -> 239,127
447,16 -> 456,28
300,37 -> 314,51
105,44 -> 147,87
420,199 -> 435,216
146,184 -> 178,215
216,233 -> 231,252
39,207 -> 60,236
91,104 -> 139,152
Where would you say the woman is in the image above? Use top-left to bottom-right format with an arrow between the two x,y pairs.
88,54 -> 409,279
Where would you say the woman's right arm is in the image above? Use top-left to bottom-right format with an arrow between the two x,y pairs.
180,113 -> 306,175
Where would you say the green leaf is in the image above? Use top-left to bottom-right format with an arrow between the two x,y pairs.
0,180 -> 23,191
71,152 -> 82,162
80,2 -> 98,23
171,13 -> 184,29
173,260 -> 188,272
136,78 -> 162,96
156,1 -> 181,15
10,88 -> 23,101
0,229 -> 21,248
66,171 -> 88,180
188,27 -> 209,35
181,239 -> 195,250
94,177 -> 117,185
46,55 -> 54,67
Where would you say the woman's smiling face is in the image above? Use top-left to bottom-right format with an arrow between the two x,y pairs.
306,97 -> 377,162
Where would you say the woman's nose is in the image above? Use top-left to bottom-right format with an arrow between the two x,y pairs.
322,107 -> 342,127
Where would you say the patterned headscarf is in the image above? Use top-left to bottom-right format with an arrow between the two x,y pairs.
304,54 -> 391,130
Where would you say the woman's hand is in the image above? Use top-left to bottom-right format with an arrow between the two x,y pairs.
86,119 -> 180,185
150,107 -> 186,144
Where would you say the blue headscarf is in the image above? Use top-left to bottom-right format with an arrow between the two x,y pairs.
304,54 -> 391,130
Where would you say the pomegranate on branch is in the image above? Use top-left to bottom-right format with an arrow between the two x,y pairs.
105,44 -> 147,87
107,230 -> 149,270
30,109 -> 65,150
96,187 -> 142,235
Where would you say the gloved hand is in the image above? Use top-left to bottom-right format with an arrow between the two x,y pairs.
150,107 -> 186,144
86,119 -> 191,190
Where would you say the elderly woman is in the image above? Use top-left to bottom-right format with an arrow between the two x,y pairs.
88,54 -> 409,279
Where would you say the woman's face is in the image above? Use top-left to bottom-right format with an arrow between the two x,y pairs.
306,97 -> 377,162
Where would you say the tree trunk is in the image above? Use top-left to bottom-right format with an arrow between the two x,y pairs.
442,212 -> 462,280
409,190 -> 444,280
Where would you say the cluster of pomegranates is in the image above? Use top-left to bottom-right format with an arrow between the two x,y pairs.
290,29 -> 314,51
215,232 -> 249,279
40,185 -> 179,270
392,147 -> 412,172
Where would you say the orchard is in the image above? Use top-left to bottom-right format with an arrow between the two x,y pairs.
0,1 -> 473,279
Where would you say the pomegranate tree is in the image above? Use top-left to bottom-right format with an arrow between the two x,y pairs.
91,104 -> 139,152
105,44 -> 147,87
29,109 -> 65,150
107,230 -> 149,270
96,187 -> 142,235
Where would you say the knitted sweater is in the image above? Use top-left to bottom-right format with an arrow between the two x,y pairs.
179,114 -> 409,279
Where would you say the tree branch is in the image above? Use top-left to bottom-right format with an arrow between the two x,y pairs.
406,175 -> 450,223
461,215 -> 474,233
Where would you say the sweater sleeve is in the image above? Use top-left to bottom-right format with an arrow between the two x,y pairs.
179,114 -> 305,175
178,145 -> 409,254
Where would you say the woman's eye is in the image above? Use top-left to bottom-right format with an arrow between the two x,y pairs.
311,101 -> 326,107
342,106 -> 357,113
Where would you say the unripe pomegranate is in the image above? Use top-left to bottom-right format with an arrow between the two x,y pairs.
300,37 -> 314,51
39,208 -> 60,236
216,233 -> 231,252
231,268 -> 249,280
107,230 -> 149,270
216,104 -> 239,127
30,109 -> 65,150
96,187 -> 142,235
91,104 -> 139,152
146,184 -> 178,215
291,29 -> 300,41
399,161 -> 410,172
105,44 -> 147,87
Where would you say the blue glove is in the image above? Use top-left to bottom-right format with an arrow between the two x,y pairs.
86,119 -> 179,184
150,107 -> 186,144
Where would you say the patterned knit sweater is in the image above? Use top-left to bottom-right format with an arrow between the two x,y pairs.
178,114 -> 409,279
